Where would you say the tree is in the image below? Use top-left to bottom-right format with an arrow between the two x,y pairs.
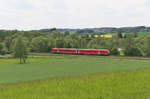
145,35 -> 150,56
87,39 -> 97,49
79,38 -> 87,48
124,34 -> 142,56
31,36 -> 50,52
14,36 -> 28,64
134,36 -> 146,56
54,38 -> 65,48
50,28 -> 57,32
64,31 -> 70,36
111,46 -> 119,55
4,37 -> 12,52
117,32 -> 123,39
124,34 -> 134,56
0,43 -> 4,54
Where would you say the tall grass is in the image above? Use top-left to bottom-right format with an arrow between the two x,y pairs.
0,54 -> 150,98
0,69 -> 150,99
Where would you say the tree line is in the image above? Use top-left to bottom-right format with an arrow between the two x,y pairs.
38,26 -> 150,34
0,29 -> 150,62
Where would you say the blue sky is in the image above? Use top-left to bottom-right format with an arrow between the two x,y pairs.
0,0 -> 149,30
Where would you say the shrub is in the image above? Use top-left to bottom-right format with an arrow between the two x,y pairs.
0,49 -> 6,55
111,47 -> 119,55
124,47 -> 142,56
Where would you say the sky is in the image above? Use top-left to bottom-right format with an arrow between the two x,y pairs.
0,0 -> 150,30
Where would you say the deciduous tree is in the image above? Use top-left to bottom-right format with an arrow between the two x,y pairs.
14,36 -> 28,64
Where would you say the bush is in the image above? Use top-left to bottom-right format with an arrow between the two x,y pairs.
0,43 -> 6,55
111,47 -> 119,55
0,43 -> 3,52
0,49 -> 7,55
124,47 -> 142,56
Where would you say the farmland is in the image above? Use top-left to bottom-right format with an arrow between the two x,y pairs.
0,54 -> 150,84
0,54 -> 150,98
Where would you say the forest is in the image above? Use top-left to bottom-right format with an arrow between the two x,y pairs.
0,27 -> 150,57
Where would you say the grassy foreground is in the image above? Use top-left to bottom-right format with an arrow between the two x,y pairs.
1,69 -> 150,99
0,54 -> 150,98
0,54 -> 150,83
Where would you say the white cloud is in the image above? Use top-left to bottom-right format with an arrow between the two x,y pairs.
0,0 -> 149,30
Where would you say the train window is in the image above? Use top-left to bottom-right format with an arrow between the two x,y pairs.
63,50 -> 72,51
88,51 -> 96,52
100,51 -> 103,53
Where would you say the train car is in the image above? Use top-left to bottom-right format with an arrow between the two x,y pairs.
52,48 -> 110,56
78,49 -> 98,55
78,49 -> 110,56
51,48 -> 59,53
52,48 -> 77,54
98,49 -> 110,55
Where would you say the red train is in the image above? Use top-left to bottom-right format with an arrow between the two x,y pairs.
52,48 -> 110,56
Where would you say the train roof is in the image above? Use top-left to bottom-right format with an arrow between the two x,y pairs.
52,48 -> 109,51
78,49 -> 109,51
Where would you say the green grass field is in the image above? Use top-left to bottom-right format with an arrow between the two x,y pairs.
0,54 -> 150,98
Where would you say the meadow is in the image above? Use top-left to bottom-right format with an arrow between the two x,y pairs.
0,54 -> 150,98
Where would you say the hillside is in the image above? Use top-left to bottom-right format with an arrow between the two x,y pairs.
38,26 -> 150,34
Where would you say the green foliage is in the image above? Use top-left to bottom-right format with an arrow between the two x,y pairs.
64,31 -> 70,36
4,37 -> 12,51
0,29 -> 150,56
0,49 -> 7,55
31,36 -> 50,52
145,35 -> 150,56
79,38 -> 87,48
0,43 -> 3,52
87,39 -> 97,48
55,38 -> 65,48
14,35 -> 28,64
0,43 -> 6,55
134,36 -> 146,56
124,34 -> 142,56
117,32 -> 123,39
125,47 -> 142,56
111,47 -> 119,55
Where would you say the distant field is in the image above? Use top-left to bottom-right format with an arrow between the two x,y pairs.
0,54 -> 150,84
